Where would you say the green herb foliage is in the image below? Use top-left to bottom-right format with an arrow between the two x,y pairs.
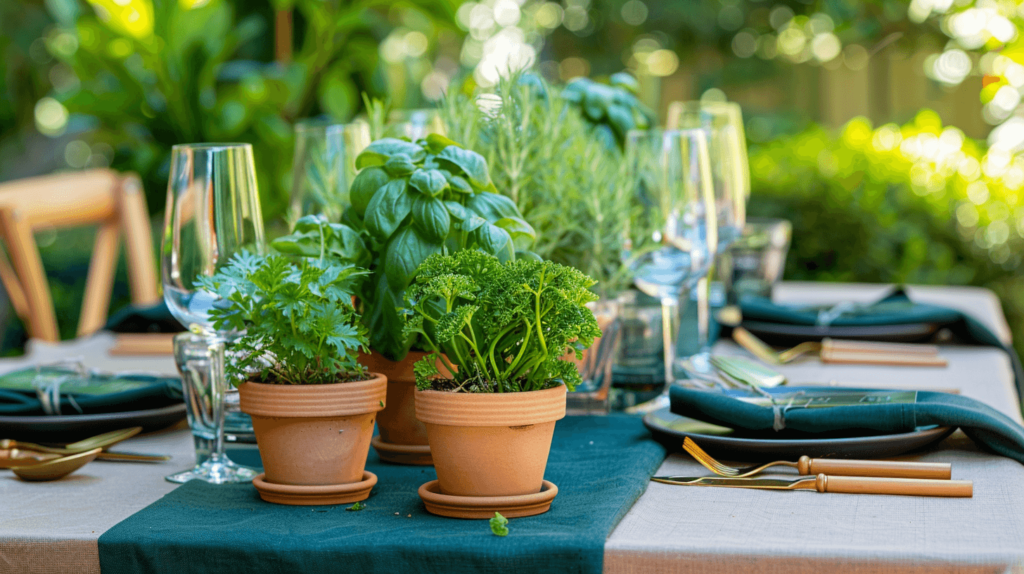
339,135 -> 536,362
489,512 -> 509,537
197,252 -> 369,386
560,73 -> 656,148
441,73 -> 654,297
346,502 -> 366,512
405,250 -> 600,393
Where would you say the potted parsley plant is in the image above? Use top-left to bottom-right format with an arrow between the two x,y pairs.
277,134 -> 536,465
405,250 -> 601,500
199,250 -> 384,504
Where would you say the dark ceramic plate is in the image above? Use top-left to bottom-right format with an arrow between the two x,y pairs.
742,320 -> 940,345
643,407 -> 954,460
0,403 -> 186,442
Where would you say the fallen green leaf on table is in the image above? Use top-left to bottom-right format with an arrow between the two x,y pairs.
346,502 -> 366,512
490,512 -> 509,537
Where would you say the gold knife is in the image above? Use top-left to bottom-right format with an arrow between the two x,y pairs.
652,474 -> 973,497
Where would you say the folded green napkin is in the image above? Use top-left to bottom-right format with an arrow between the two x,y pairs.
739,288 -> 1024,408
670,386 -> 1024,465
0,367 -> 182,416
104,302 -> 184,333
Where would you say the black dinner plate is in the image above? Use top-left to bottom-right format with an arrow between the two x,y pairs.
0,403 -> 186,442
741,320 -> 941,345
643,407 -> 955,460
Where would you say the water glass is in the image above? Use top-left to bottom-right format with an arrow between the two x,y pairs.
385,108 -> 445,140
289,119 -> 371,224
725,218 -> 792,299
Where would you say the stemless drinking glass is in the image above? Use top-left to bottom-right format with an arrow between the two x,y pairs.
289,119 -> 371,224
385,108 -> 446,140
623,129 -> 718,414
162,143 -> 265,484
667,101 -> 751,359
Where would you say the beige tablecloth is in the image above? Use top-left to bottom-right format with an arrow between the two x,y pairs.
0,284 -> 1021,574
605,284 -> 1024,574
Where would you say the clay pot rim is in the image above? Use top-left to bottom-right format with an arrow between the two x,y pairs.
240,373 -> 387,418
415,384 -> 567,427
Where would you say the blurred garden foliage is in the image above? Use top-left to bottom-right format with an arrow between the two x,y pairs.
2,0 -> 460,219
749,111 -> 1024,355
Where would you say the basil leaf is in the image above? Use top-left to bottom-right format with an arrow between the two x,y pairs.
466,192 -> 522,223
292,214 -> 329,234
327,224 -> 370,268
350,166 -> 389,218
385,227 -> 443,290
447,174 -> 473,195
425,133 -> 461,154
461,215 -> 486,233
493,216 -> 535,247
472,223 -> 515,262
385,154 -> 416,177
515,249 -> 543,262
412,195 -> 451,242
271,231 -> 321,257
364,179 -> 413,242
409,169 -> 449,197
445,200 -> 468,221
437,146 -> 490,189
606,104 -> 633,139
355,138 -> 426,169
610,72 -> 640,94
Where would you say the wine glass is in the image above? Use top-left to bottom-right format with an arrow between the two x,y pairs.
623,129 -> 718,414
161,143 -> 265,484
289,119 -> 371,224
667,101 -> 751,361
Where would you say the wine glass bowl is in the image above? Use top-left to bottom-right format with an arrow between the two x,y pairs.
162,143 -> 266,336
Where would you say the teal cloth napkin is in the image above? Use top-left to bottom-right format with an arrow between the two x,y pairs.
0,367 -> 182,416
104,301 -> 183,333
97,415 -> 666,574
739,288 -> 1024,407
670,386 -> 1024,465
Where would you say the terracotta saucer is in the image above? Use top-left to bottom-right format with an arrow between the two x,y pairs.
252,471 -> 377,506
418,479 -> 558,519
371,436 -> 433,465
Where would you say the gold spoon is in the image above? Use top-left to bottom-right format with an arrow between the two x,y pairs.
10,448 -> 102,481
0,449 -> 60,469
0,427 -> 142,455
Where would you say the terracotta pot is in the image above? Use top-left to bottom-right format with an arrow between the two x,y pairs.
360,351 -> 454,444
416,385 -> 567,497
239,375 -> 387,486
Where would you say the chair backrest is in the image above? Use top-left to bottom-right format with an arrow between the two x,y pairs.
0,169 -> 160,342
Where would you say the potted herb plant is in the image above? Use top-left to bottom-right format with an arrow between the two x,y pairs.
199,251 -> 384,505
405,250 -> 601,507
277,135 -> 536,465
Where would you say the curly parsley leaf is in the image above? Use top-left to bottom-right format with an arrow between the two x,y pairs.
489,512 -> 509,537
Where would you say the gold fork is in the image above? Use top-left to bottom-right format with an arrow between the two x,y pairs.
675,437 -> 952,479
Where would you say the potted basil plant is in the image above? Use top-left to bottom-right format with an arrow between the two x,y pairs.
276,135 -> 536,465
199,251 -> 384,505
405,250 -> 601,507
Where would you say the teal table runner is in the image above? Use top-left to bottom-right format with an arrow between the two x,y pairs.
98,415 -> 665,574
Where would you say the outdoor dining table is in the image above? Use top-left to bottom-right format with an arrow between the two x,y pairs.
2,282 -> 1023,574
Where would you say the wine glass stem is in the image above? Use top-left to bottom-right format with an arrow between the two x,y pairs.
696,276 -> 711,353
207,337 -> 227,462
660,296 -> 679,388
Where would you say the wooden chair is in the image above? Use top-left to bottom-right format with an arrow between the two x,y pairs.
0,169 -> 160,342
